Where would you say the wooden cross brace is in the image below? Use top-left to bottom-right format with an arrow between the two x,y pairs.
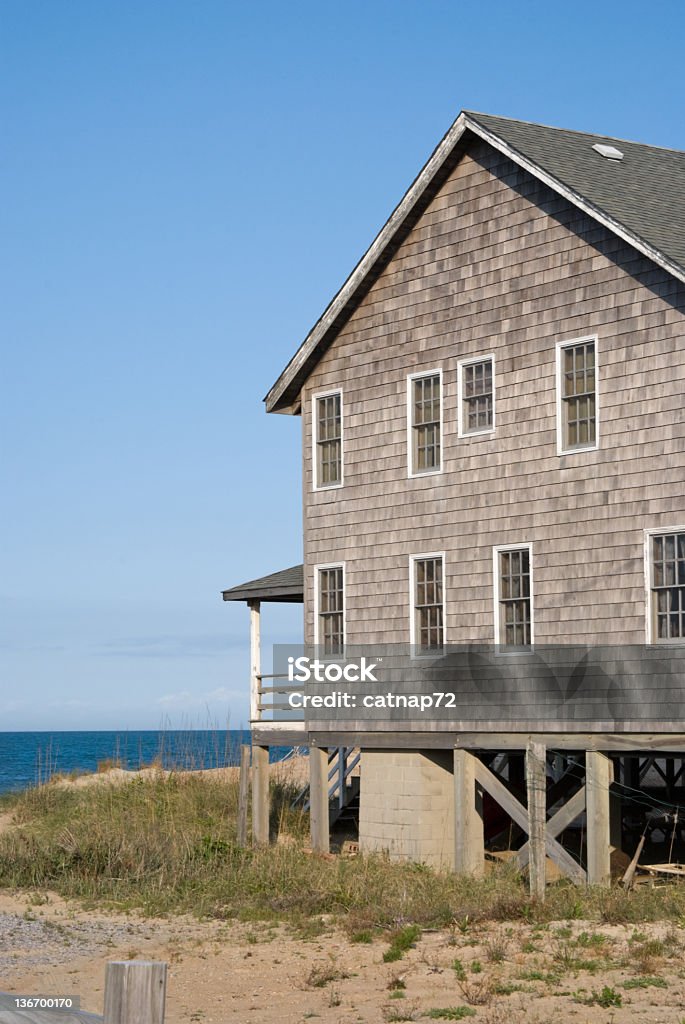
473,758 -> 587,886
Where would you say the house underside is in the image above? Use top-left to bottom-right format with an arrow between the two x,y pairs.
223,566 -> 685,891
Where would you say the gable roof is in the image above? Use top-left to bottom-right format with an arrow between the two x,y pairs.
265,111 -> 685,414
222,564 -> 304,603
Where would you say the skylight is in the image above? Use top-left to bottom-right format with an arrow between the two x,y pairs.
592,143 -> 624,161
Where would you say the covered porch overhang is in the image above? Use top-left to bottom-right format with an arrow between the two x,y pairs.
222,564 -> 304,743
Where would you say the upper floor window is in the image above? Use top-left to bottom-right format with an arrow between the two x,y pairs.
494,544 -> 533,646
316,564 -> 345,654
313,390 -> 343,489
458,355 -> 495,436
556,337 -> 598,454
407,370 -> 442,476
410,554 -> 445,653
647,530 -> 685,643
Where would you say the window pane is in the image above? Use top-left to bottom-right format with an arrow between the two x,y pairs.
462,359 -> 494,433
561,342 -> 596,450
651,533 -> 685,642
414,557 -> 444,652
411,374 -> 441,472
499,548 -> 531,646
316,393 -> 342,487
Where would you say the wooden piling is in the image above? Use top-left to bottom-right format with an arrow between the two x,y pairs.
237,743 -> 251,847
526,741 -> 547,900
586,750 -> 613,887
309,745 -> 330,853
453,749 -> 484,875
103,961 -> 167,1024
252,744 -> 270,844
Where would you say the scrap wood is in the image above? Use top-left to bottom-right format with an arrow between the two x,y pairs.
621,834 -> 646,888
638,862 -> 685,878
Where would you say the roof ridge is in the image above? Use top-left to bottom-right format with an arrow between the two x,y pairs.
464,111 -> 685,156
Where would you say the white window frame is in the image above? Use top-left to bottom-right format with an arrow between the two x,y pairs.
644,526 -> 685,645
492,542 -> 534,647
409,551 -> 447,655
406,368 -> 444,478
457,353 -> 496,438
555,334 -> 600,455
312,388 -> 344,491
313,561 -> 346,652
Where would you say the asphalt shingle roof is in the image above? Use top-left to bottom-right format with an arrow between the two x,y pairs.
222,564 -> 304,603
467,112 -> 685,275
265,111 -> 685,413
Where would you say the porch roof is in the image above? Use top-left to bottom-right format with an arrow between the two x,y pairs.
221,563 -> 304,603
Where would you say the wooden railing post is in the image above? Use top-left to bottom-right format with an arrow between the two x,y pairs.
104,961 -> 167,1024
248,599 -> 261,723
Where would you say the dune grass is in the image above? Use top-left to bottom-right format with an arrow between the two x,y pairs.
2,771 -> 685,929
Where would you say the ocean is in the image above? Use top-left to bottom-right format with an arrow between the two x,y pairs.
0,731 -> 296,794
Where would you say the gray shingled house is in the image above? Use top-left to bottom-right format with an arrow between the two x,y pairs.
224,112 -> 685,891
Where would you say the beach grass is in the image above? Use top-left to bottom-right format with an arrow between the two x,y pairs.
2,771 -> 685,927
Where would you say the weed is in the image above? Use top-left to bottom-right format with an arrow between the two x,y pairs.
452,958 -> 466,981
621,976 -> 668,990
350,930 -> 373,944
574,986 -> 622,1008
427,1009 -> 476,1021
383,924 -> 421,963
304,964 -> 343,989
456,975 -> 493,1006
484,936 -> 508,963
382,1001 -> 418,1022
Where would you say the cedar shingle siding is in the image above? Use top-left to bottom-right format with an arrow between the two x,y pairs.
300,140 -> 685,646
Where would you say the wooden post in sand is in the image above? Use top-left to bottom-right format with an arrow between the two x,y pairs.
237,743 -> 251,847
104,961 -> 167,1024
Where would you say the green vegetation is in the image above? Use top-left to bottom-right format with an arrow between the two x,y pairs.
383,924 -> 422,962
427,1009 -> 476,1020
4,773 -> 685,934
575,985 -> 622,1008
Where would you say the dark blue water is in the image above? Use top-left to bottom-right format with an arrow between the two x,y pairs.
0,731 -> 296,794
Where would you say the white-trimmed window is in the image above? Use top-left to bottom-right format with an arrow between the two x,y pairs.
646,528 -> 685,644
493,544 -> 533,646
410,553 -> 445,653
315,563 -> 345,654
407,370 -> 443,476
556,336 -> 598,454
458,354 -> 495,436
313,390 -> 343,489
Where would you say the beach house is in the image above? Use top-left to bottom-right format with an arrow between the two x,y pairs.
223,112 -> 685,891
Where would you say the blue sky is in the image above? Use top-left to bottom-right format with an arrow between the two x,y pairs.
2,0 -> 685,730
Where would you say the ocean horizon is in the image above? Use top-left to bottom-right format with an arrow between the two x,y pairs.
0,730 -> 297,794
